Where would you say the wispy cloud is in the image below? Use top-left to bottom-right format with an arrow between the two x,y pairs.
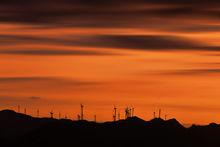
159,69 -> 220,76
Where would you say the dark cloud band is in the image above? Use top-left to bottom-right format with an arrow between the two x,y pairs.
0,0 -> 219,27
0,34 -> 220,54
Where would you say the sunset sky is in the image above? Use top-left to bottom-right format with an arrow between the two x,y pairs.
0,0 -> 220,125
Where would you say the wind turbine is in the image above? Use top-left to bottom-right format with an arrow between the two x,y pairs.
125,107 -> 129,119
153,111 -> 156,119
50,110 -> 54,119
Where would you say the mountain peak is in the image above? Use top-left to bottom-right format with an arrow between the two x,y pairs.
149,118 -> 165,124
165,118 -> 184,129
0,109 -> 32,121
125,116 -> 146,122
0,109 -> 17,114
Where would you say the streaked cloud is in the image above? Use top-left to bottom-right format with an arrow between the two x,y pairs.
72,35 -> 220,51
0,34 -> 220,52
29,96 -> 41,100
0,49 -> 115,56
0,76 -> 98,85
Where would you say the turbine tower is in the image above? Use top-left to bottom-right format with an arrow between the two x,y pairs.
94,115 -> 97,122
77,114 -> 81,121
131,108 -> 134,117
37,109 -> 39,117
165,114 -> 167,120
113,106 -> 117,121
159,109 -> 161,118
80,104 -> 84,120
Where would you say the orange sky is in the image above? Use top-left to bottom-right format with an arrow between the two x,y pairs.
0,1 -> 220,125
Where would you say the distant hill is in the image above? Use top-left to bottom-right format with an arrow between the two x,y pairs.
0,109 -> 219,147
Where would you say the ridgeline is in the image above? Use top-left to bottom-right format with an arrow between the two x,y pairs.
0,109 -> 219,147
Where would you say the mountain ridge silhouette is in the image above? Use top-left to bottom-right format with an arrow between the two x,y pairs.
0,109 -> 219,147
